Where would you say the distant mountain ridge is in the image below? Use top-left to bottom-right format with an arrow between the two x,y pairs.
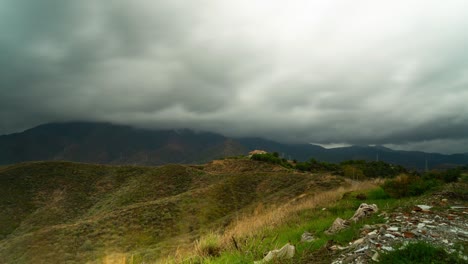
1,122 -> 467,170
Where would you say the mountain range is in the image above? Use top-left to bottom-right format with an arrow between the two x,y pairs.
1,122 -> 467,170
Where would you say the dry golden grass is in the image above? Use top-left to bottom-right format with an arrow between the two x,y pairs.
160,179 -> 379,263
220,179 -> 377,244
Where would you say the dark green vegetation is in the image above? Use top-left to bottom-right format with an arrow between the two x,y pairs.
1,122 -> 468,170
254,153 -> 466,199
379,241 -> 467,264
250,152 -> 293,168
382,167 -> 467,198
0,160 -> 345,263
295,159 -> 407,179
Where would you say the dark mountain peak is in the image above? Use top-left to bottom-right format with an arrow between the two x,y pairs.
0,122 -> 467,170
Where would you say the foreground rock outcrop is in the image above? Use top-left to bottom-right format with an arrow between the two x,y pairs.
325,203 -> 379,235
331,191 -> 468,264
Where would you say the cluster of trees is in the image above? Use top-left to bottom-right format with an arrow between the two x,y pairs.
294,159 -> 407,179
381,168 -> 464,198
340,160 -> 407,179
250,152 -> 467,184
295,159 -> 339,173
250,152 -> 293,168
422,167 -> 463,183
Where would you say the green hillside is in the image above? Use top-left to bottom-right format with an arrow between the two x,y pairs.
0,160 -> 345,263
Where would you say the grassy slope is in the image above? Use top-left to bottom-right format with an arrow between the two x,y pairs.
0,160 -> 346,263
180,181 -> 468,264
175,184 -> 399,264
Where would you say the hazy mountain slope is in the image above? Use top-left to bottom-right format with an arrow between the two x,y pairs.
0,160 -> 344,263
0,122 -> 245,166
236,137 -> 326,160
1,122 -> 467,170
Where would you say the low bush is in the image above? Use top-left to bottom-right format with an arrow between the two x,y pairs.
382,174 -> 438,198
367,187 -> 391,200
195,233 -> 223,258
424,168 -> 461,183
250,153 -> 293,168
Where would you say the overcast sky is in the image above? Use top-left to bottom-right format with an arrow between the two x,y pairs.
1,1 -> 468,154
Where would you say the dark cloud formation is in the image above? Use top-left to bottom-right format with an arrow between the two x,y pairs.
1,1 -> 468,153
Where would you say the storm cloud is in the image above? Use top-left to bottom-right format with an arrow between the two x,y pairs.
1,0 -> 468,153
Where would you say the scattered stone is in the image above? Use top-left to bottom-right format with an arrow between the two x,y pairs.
403,232 -> 415,238
416,205 -> 432,211
301,232 -> 315,242
330,245 -> 349,251
355,245 -> 369,253
382,246 -> 394,251
349,203 -> 379,223
379,227 -> 386,235
330,198 -> 468,264
254,243 -> 295,264
371,252 -> 380,262
326,204 -> 379,235
325,218 -> 350,235
451,206 -> 468,210
352,238 -> 365,245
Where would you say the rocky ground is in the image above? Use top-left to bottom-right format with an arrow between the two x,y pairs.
330,183 -> 468,264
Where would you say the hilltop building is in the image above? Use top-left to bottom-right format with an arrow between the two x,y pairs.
248,150 -> 268,157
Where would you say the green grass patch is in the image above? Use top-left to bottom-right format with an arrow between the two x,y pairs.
380,241 -> 467,264
205,187 -> 403,264
367,187 -> 391,200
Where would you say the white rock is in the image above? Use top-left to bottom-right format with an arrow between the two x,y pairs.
382,246 -> 394,251
352,238 -> 365,245
372,252 -> 380,262
384,234 -> 396,239
387,227 -> 399,232
354,245 -> 369,253
416,205 -> 432,210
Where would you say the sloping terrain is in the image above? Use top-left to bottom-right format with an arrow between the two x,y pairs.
0,160 -> 345,263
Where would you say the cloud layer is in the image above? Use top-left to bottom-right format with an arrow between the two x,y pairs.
1,0 -> 468,153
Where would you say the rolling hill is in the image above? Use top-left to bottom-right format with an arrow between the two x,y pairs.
0,160 -> 345,263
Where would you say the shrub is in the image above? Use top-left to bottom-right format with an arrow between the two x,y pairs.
441,168 -> 461,183
423,168 -> 462,183
250,153 -> 292,169
367,187 -> 391,200
355,193 -> 367,200
195,233 -> 222,257
382,174 -> 438,198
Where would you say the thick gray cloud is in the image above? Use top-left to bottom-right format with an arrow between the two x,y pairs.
1,0 -> 468,154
